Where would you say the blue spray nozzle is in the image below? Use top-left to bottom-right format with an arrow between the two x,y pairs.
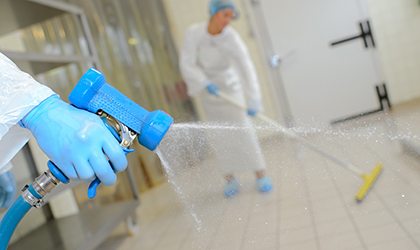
139,110 -> 173,151
64,68 -> 173,198
69,68 -> 173,150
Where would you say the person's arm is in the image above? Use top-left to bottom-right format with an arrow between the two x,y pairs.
179,26 -> 213,97
0,53 -> 127,186
227,29 -> 263,115
0,52 -> 55,171
0,52 -> 55,140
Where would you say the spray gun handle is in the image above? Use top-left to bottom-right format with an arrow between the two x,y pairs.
86,148 -> 133,199
47,68 -> 173,199
68,68 -> 172,151
47,141 -> 135,199
47,161 -> 69,184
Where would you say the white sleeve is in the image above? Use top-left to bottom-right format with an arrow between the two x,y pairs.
227,29 -> 263,110
0,162 -> 13,176
0,52 -> 55,139
0,52 -> 55,169
179,27 -> 209,97
0,126 -> 31,174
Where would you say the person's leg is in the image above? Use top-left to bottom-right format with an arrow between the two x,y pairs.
224,174 -> 239,197
255,170 -> 273,193
226,174 -> 235,183
255,170 -> 266,179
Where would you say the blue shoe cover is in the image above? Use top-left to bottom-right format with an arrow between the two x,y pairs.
257,176 -> 273,193
225,178 -> 239,197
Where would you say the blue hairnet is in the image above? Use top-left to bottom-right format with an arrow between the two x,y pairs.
209,0 -> 238,19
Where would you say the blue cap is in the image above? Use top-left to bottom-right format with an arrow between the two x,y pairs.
209,0 -> 238,19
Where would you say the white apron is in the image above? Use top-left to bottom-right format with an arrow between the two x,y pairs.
197,44 -> 265,175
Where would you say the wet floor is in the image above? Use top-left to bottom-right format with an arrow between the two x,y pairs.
101,99 -> 420,250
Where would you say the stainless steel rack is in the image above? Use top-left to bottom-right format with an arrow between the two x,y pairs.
1,0 -> 140,249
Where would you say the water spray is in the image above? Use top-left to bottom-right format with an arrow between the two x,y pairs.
218,91 -> 382,202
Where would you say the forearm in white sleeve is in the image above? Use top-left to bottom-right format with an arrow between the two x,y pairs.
0,52 -> 55,139
0,162 -> 13,176
179,28 -> 209,97
0,52 -> 55,169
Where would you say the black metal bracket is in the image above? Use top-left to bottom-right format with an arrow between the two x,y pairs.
376,83 -> 391,110
331,83 -> 391,124
331,20 -> 375,48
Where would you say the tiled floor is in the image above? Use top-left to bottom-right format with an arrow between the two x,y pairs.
101,99 -> 420,250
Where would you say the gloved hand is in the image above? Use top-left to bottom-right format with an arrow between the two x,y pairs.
247,99 -> 262,117
206,83 -> 220,97
0,170 -> 17,209
20,95 -> 127,186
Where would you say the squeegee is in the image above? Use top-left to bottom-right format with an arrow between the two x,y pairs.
218,91 -> 382,202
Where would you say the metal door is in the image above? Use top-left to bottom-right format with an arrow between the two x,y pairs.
249,0 -> 383,126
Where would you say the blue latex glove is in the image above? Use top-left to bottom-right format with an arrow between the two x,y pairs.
20,95 -> 127,186
0,170 -> 17,209
206,83 -> 220,97
247,99 -> 262,117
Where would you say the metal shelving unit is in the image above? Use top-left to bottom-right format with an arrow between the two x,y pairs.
0,50 -> 96,75
9,200 -> 139,250
0,0 -> 100,72
1,0 -> 140,249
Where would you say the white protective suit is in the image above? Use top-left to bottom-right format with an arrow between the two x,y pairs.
180,23 -> 266,175
0,52 -> 55,174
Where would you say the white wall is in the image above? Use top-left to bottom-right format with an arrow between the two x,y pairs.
163,0 -> 276,120
164,0 -> 420,109
367,0 -> 420,104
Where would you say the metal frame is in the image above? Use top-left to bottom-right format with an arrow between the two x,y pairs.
1,0 -> 101,73
3,1 -> 140,249
331,83 -> 392,124
243,0 -> 295,127
331,20 -> 376,48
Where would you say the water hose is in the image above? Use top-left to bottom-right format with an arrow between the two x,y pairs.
218,91 -> 382,202
0,170 -> 59,250
0,196 -> 32,250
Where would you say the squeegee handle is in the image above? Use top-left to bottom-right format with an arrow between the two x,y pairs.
218,92 -> 296,139
217,91 -> 361,174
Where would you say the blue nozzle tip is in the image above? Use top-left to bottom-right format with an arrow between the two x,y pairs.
139,110 -> 173,151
